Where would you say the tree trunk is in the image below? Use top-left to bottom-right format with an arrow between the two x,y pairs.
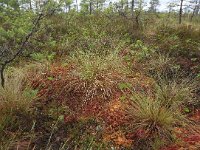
36,1 -> 38,9
131,0 -> 134,16
195,0 -> 200,15
30,0 -> 32,10
190,7 -> 197,21
65,4 -> 68,13
0,65 -> 5,88
76,0 -> 78,11
179,0 -> 184,24
135,12 -> 140,27
38,0 -> 41,10
0,13 -> 44,88
168,7 -> 171,18
89,1 -> 92,14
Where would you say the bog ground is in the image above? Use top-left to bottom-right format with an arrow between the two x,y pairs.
0,0 -> 200,150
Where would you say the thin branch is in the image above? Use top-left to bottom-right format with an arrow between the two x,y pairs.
0,6 -> 59,88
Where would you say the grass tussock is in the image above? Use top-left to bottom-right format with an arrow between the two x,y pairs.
71,51 -> 129,80
125,93 -> 192,149
0,68 -> 36,142
32,51 -> 131,105
156,80 -> 196,107
123,73 -> 198,149
68,51 -> 131,100
0,68 -> 31,112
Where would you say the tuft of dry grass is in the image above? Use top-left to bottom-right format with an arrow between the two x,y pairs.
127,94 -> 185,133
124,73 -> 198,149
0,67 -> 36,140
125,93 -> 191,149
67,51 -> 131,101
0,68 -> 30,112
70,51 -> 129,80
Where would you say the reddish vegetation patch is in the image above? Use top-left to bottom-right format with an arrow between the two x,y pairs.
99,98 -> 127,130
29,64 -> 200,149
162,145 -> 181,150
163,133 -> 200,150
30,64 -> 87,110
103,131 -> 133,148
183,135 -> 200,145
163,113 -> 200,150
99,98 -> 132,147
30,64 -> 154,109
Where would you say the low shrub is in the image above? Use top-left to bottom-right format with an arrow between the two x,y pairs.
155,24 -> 200,57
130,40 -> 154,62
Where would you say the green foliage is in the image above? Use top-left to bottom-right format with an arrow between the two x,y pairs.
23,88 -> 38,99
34,13 -> 134,56
71,51 -> 129,81
130,40 -> 154,61
30,52 -> 46,61
155,24 -> 200,56
30,52 -> 56,62
118,82 -> 132,90
47,76 -> 54,81
183,107 -> 190,113
0,0 -> 20,10
0,10 -> 33,44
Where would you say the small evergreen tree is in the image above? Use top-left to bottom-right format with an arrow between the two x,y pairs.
149,0 -> 159,12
